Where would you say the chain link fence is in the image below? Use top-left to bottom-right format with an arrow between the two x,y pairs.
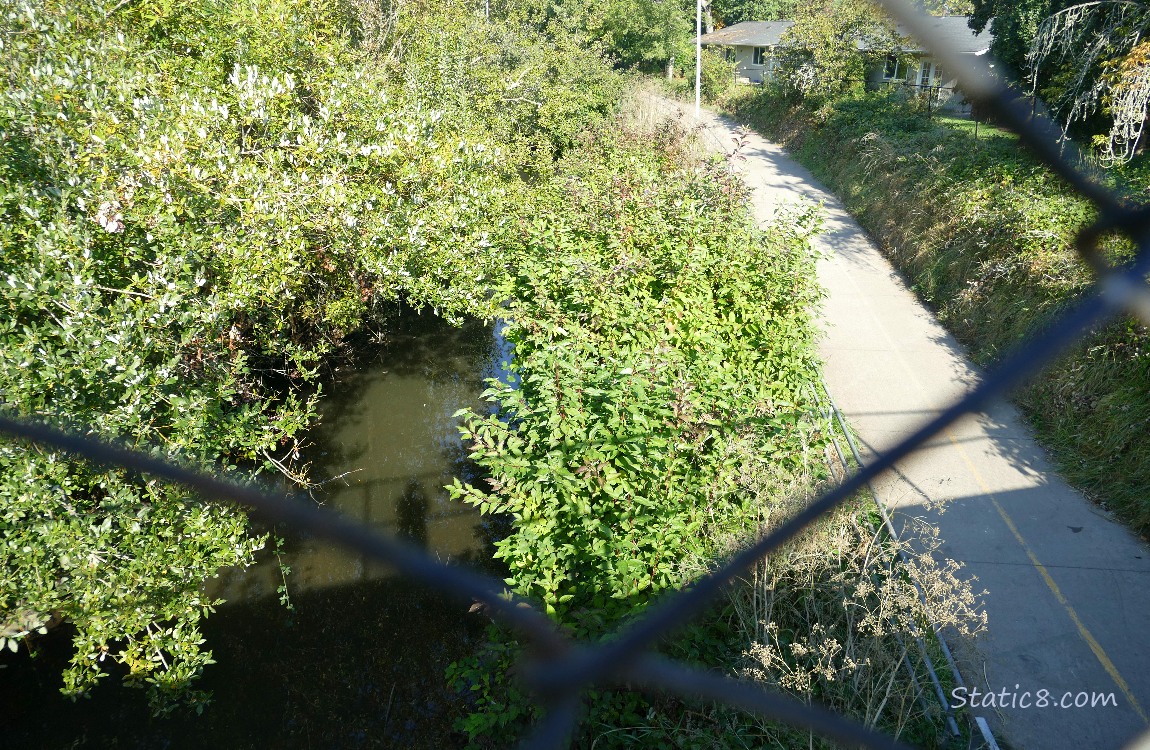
4,1 -> 1150,748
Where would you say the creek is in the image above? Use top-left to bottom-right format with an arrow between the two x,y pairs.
212,311 -> 511,600
1,312 -> 511,750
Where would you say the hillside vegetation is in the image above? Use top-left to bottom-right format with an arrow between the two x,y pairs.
724,87 -> 1150,536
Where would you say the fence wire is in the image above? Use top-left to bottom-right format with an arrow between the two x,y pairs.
4,1 -> 1150,748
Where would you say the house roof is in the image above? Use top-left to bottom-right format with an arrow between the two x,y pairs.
698,21 -> 794,48
896,16 -> 992,55
699,16 -> 991,55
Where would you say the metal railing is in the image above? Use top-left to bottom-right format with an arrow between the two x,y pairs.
875,79 -> 963,115
4,1 -> 1150,748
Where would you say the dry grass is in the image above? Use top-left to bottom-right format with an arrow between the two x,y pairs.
709,469 -> 983,748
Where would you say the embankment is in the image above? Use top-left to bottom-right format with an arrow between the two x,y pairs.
724,89 -> 1150,537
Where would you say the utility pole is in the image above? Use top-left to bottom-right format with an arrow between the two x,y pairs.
695,0 -> 702,118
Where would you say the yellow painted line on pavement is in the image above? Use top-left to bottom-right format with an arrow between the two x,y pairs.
944,429 -> 1148,724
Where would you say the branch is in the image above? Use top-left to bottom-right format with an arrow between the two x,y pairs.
104,0 -> 140,18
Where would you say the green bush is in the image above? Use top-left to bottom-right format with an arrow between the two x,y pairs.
699,47 -> 738,102
447,117 -> 829,745
0,0 -> 624,710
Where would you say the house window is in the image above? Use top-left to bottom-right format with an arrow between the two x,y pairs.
883,55 -> 900,80
918,61 -> 941,87
753,47 -> 768,66
724,47 -> 735,63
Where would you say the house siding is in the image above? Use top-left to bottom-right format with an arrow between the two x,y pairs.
866,55 -> 971,114
725,45 -> 775,84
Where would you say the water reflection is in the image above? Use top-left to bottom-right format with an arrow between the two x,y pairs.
396,479 -> 431,548
212,312 -> 512,601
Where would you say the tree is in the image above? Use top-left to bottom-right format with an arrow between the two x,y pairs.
500,0 -> 693,70
775,0 -> 905,100
712,0 -> 804,24
922,0 -> 974,14
968,0 -> 1150,164
969,0 -> 1062,77
591,0 -> 694,69
711,0 -> 968,26
1028,1 -> 1150,165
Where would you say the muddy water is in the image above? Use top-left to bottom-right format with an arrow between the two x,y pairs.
1,314 -> 512,750
212,312 -> 512,601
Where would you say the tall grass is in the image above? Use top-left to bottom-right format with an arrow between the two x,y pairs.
668,464 -> 984,750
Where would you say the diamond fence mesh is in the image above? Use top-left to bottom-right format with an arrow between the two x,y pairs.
4,1 -> 1150,748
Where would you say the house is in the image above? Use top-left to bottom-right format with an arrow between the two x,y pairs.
697,20 -> 794,85
864,16 -> 993,113
699,16 -> 992,113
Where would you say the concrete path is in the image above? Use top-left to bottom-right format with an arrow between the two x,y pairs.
650,96 -> 1150,750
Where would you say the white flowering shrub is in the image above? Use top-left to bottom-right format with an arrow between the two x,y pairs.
0,0 -> 621,712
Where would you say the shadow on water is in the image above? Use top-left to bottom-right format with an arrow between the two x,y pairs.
211,312 -> 513,601
0,312 -> 515,749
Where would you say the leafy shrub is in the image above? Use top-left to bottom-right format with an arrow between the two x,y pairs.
447,115 -> 830,744
696,48 -> 738,103
0,0 -> 624,710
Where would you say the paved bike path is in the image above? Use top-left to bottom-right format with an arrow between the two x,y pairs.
656,97 -> 1150,750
